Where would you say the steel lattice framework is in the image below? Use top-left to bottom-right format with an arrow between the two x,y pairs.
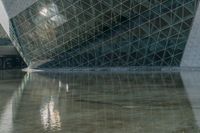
9,0 -> 200,68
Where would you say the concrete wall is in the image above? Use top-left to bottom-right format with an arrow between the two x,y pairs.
181,2 -> 200,67
1,0 -> 38,18
181,71 -> 200,129
0,0 -> 38,35
0,0 -> 10,35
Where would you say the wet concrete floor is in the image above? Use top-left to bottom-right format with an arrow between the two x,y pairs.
0,70 -> 200,133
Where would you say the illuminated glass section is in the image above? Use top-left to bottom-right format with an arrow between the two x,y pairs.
10,0 -> 200,68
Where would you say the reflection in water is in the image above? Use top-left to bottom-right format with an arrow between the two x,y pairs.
40,97 -> 61,131
0,71 -> 25,133
0,71 -> 200,133
66,83 -> 69,93
0,99 -> 13,133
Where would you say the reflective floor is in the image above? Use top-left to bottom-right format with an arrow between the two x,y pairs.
0,70 -> 200,133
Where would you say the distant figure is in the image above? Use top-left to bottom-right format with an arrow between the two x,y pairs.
58,81 -> 69,93
66,84 -> 69,93
58,81 -> 61,93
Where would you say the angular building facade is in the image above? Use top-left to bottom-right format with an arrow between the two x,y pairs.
0,0 -> 200,69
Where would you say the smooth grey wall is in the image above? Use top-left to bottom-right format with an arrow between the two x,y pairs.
0,0 -> 10,35
1,0 -> 38,18
181,71 -> 200,129
181,3 -> 200,67
0,0 -> 38,35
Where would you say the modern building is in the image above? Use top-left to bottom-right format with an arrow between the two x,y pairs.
0,24 -> 26,69
0,0 -> 200,69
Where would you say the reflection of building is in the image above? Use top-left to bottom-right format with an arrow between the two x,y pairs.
1,0 -> 200,69
0,71 -> 25,132
5,72 -> 199,132
0,71 -> 200,132
40,97 -> 62,131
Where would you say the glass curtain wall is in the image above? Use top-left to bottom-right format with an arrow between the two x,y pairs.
10,0 -> 200,68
